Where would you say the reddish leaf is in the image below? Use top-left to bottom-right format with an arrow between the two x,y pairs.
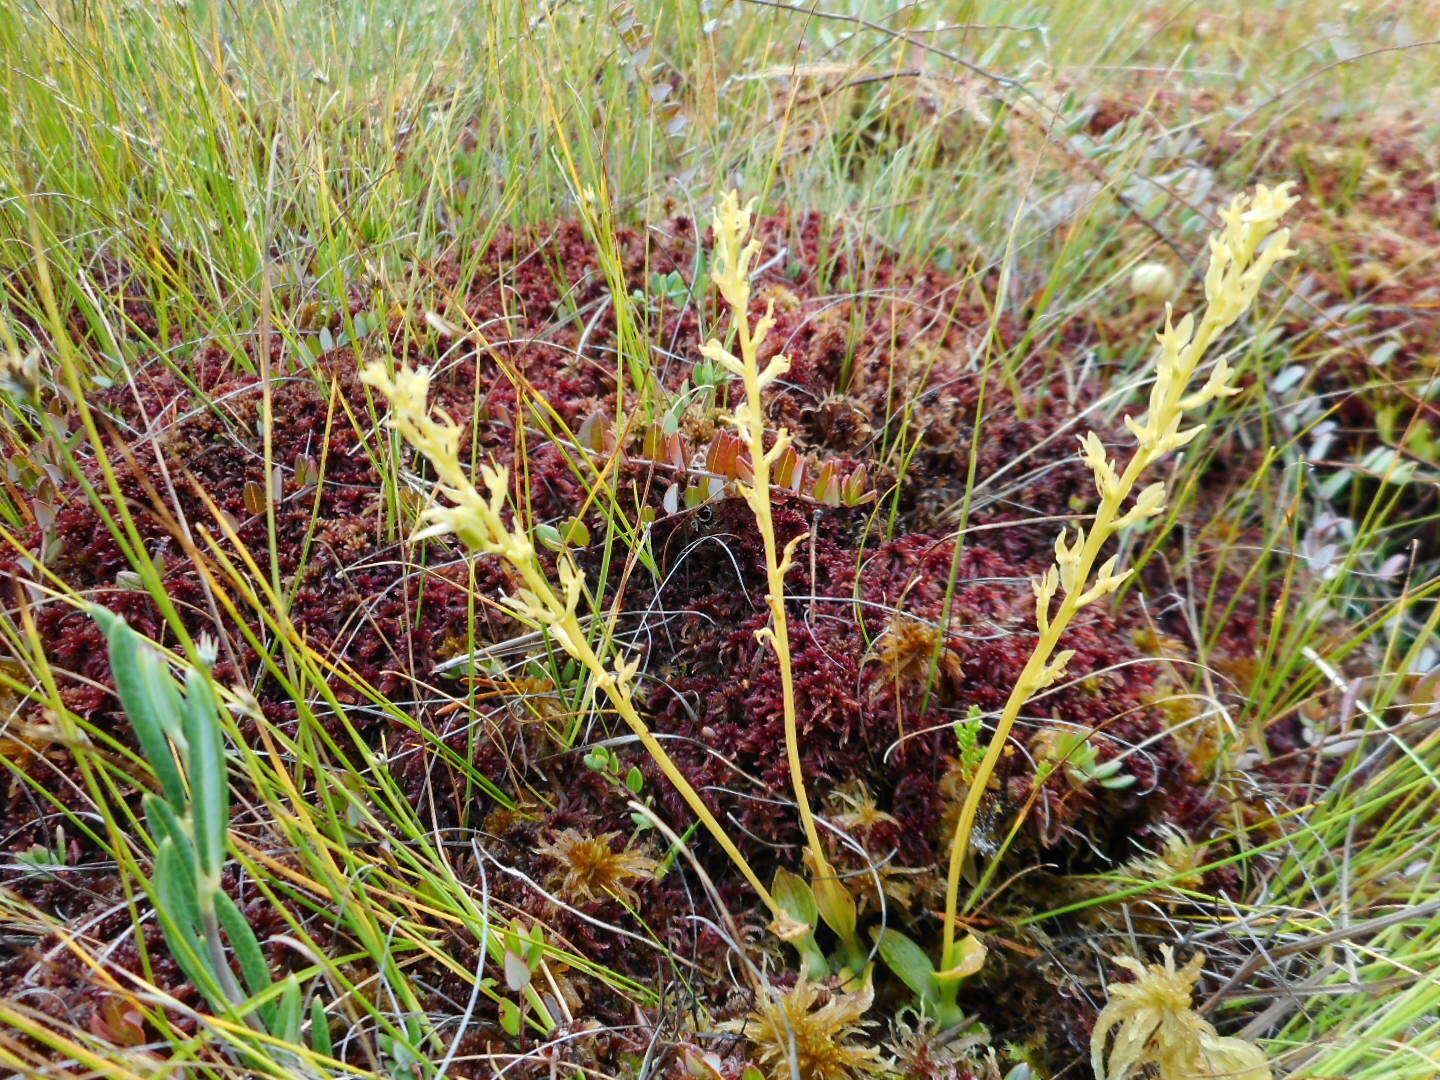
89,995 -> 146,1047
665,430 -> 687,467
577,411 -> 611,453
773,445 -> 805,492
242,480 -> 266,516
810,461 -> 841,507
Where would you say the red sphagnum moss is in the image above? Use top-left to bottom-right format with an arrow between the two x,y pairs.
0,210 -> 1299,1075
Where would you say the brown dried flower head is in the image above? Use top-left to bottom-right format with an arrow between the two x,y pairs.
724,977 -> 887,1080
869,614 -> 964,696
537,828 -> 659,907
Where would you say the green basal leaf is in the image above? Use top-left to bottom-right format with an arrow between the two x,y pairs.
153,836 -> 203,937
309,998 -> 333,1057
500,998 -> 523,1037
142,794 -> 194,869
771,867 -> 828,979
182,666 -> 229,885
872,926 -> 939,1006
504,949 -> 532,992
812,869 -> 859,950
772,866 -> 818,927
273,974 -> 303,1043
216,888 -> 273,1003
151,838 -> 227,1010
98,611 -> 187,808
564,516 -> 591,547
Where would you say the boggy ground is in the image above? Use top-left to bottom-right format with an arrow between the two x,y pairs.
1,210 -> 1316,1076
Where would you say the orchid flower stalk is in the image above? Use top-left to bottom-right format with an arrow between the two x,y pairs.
700,193 -> 859,957
938,184 -> 1298,975
361,361 -> 779,917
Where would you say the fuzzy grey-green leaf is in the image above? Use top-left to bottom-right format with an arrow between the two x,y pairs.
309,998 -> 333,1057
216,888 -> 273,1003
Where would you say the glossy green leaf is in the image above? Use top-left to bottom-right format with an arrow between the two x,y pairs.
812,870 -> 858,949
772,867 -> 828,979
499,998 -> 522,1036
563,517 -> 591,547
872,927 -> 939,1007
772,867 -> 818,927
504,949 -> 531,992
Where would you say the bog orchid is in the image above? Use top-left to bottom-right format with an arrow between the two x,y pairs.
361,359 -> 779,917
701,192 -> 862,964
939,184 -> 1298,978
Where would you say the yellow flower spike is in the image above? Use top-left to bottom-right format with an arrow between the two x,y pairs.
614,654 -> 641,688
1115,483 -> 1167,530
362,359 -> 781,919
1032,568 -> 1060,636
704,192 -> 858,958
1033,649 -> 1076,692
709,191 -> 762,311
557,555 -> 585,614
699,338 -> 744,377
751,301 -> 777,348
1080,433 -> 1121,499
938,186 -> 1295,981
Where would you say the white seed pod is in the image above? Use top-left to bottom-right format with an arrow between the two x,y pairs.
1130,262 -> 1177,303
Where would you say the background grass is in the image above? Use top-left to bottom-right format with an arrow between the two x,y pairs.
1,1 -> 1438,1077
